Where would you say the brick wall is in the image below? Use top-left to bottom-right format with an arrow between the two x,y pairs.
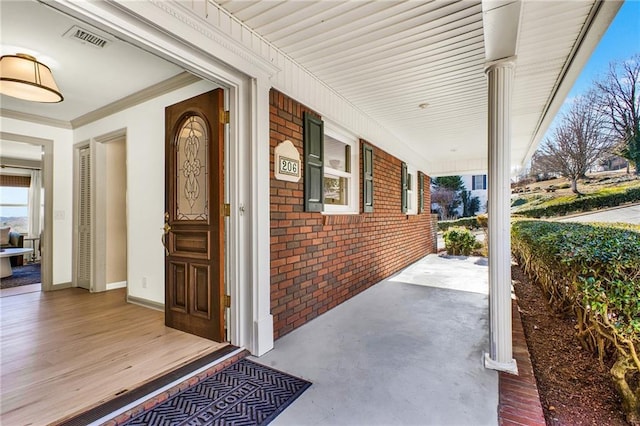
270,89 -> 434,339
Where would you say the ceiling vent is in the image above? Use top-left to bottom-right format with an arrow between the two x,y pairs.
63,25 -> 112,49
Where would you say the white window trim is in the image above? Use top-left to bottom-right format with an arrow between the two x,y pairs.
406,165 -> 418,215
472,174 -> 487,190
323,122 -> 359,214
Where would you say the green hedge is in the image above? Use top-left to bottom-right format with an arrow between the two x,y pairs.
437,216 -> 480,231
511,220 -> 640,424
515,186 -> 640,218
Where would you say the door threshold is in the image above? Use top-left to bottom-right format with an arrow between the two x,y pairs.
57,345 -> 247,426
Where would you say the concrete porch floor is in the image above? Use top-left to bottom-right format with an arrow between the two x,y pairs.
252,254 -> 499,426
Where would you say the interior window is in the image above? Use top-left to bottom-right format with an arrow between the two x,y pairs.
0,186 -> 29,233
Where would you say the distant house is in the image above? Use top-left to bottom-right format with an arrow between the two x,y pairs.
462,174 -> 488,215
430,174 -> 487,219
596,155 -> 629,172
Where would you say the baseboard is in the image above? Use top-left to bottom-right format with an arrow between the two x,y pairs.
127,294 -> 164,312
106,281 -> 127,290
50,282 -> 72,290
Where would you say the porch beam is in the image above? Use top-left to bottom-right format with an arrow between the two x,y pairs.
484,58 -> 518,374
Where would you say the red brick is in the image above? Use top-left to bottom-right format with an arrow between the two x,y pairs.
269,89 -> 434,340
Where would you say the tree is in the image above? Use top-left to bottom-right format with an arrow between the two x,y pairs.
432,176 -> 464,192
536,91 -> 613,194
460,190 -> 480,217
529,152 -> 558,181
431,176 -> 464,219
430,187 -> 458,220
595,54 -> 640,174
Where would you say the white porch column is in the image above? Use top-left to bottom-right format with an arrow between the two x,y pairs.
484,58 -> 518,374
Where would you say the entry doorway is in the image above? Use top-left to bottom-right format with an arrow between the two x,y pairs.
0,133 -> 53,294
73,132 -> 128,292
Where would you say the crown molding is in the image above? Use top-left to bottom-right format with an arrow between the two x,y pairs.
2,72 -> 199,130
0,109 -> 72,129
71,71 -> 200,128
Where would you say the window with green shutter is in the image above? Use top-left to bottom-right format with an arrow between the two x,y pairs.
401,162 -> 408,213
304,112 -> 324,212
362,143 -> 374,212
418,172 -> 425,213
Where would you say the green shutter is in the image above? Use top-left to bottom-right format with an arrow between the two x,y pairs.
362,143 -> 374,213
401,162 -> 408,213
418,172 -> 424,213
304,112 -> 324,212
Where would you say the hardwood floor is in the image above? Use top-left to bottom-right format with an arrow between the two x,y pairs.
0,283 -> 41,298
0,288 -> 227,425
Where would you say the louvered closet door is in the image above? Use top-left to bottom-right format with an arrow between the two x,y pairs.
77,146 -> 91,290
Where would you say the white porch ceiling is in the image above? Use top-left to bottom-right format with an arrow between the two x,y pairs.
217,0 -> 617,175
220,0 -> 487,172
0,0 -> 620,176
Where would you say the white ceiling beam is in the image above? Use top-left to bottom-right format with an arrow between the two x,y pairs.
482,0 -> 522,62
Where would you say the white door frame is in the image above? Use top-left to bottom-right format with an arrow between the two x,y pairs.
0,132 -> 54,291
72,130 -> 128,293
50,0 -> 274,355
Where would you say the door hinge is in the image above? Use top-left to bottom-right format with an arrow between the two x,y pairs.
224,294 -> 231,308
220,110 -> 230,124
223,203 -> 231,217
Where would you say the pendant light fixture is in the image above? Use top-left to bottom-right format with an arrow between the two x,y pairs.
0,53 -> 63,103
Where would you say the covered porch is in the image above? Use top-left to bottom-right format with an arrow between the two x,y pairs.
14,0 -> 618,363
42,254 -> 543,425
0,0 -> 622,423
257,254 -> 498,425
0,254 -> 538,425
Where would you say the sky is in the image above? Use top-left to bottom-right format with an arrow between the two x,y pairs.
551,0 -> 640,119
536,0 -> 639,153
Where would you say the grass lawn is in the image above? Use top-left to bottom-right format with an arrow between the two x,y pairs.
511,168 -> 640,213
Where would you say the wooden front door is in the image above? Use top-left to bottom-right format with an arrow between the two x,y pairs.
164,89 -> 225,342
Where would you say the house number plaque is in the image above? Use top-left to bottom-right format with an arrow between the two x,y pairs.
274,140 -> 301,182
279,157 -> 299,176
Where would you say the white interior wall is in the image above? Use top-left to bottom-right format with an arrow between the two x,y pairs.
73,79 -> 219,304
105,137 -> 127,285
0,117 -> 73,286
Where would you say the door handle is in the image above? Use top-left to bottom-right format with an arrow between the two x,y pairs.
161,214 -> 171,256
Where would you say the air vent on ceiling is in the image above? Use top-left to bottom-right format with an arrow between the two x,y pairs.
63,25 -> 112,49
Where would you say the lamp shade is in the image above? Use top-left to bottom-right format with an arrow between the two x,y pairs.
0,54 -> 63,103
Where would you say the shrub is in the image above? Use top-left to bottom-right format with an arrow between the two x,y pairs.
511,198 -> 527,207
511,220 -> 640,424
476,214 -> 488,229
443,227 -> 477,256
516,185 -> 640,218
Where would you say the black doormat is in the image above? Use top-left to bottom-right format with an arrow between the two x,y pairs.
0,263 -> 40,289
122,358 -> 311,425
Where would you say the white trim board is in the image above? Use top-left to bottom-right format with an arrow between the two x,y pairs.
106,281 -> 127,290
